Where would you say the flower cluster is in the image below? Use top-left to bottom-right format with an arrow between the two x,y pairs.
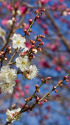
0,8 -> 46,124
0,66 -> 17,93
15,54 -> 38,79
16,56 -> 30,72
11,33 -> 39,80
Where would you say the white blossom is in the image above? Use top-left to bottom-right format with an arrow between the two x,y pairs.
26,65 -> 38,79
6,108 -> 21,122
0,81 -> 15,93
0,27 -> 6,38
11,33 -> 26,49
16,56 -> 30,72
0,66 -> 17,93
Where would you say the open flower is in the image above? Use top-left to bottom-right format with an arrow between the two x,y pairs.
0,66 -> 17,93
25,65 -> 38,79
0,66 -> 17,83
6,108 -> 21,122
0,81 -> 15,93
11,33 -> 26,49
16,56 -> 30,72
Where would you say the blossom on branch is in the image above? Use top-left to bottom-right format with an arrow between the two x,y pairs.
11,34 -> 26,49
15,56 -> 30,72
25,65 -> 38,79
0,66 -> 17,93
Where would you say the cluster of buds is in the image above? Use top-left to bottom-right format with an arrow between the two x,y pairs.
63,76 -> 69,82
34,95 -> 40,104
35,85 -> 40,92
0,51 -> 5,58
20,35 -> 45,61
53,86 -> 58,93
29,35 -> 45,59
25,97 -> 32,102
58,80 -> 63,87
0,51 -> 7,61
6,46 -> 11,54
24,9 -> 45,36
44,77 -> 51,83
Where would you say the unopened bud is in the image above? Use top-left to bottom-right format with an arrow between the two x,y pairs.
30,40 -> 35,44
24,29 -> 27,34
43,99 -> 47,102
40,9 -> 45,12
46,77 -> 51,80
29,19 -> 32,24
29,29 -> 32,32
35,15 -> 39,19
37,48 -> 42,51
39,42 -> 44,45
9,51 -> 11,54
65,79 -> 69,82
4,57 -> 7,61
35,85 -> 39,89
35,10 -> 39,13
60,83 -> 63,87
37,38 -> 42,42
55,89 -> 58,93
36,89 -> 40,92
53,86 -> 56,90
63,76 -> 67,80
41,78 -> 44,82
31,48 -> 37,54
7,46 -> 11,50
39,35 -> 45,38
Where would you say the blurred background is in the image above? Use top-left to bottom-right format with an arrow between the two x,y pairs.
0,0 -> 70,125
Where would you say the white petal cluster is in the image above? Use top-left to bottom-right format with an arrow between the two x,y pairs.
11,34 -> 26,49
0,66 -> 17,93
16,56 -> 30,72
6,108 -> 21,122
26,65 -> 38,79
0,27 -> 6,38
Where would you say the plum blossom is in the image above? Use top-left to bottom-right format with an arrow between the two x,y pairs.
0,66 -> 17,93
26,65 -> 38,79
11,34 -> 26,49
15,56 -> 30,72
